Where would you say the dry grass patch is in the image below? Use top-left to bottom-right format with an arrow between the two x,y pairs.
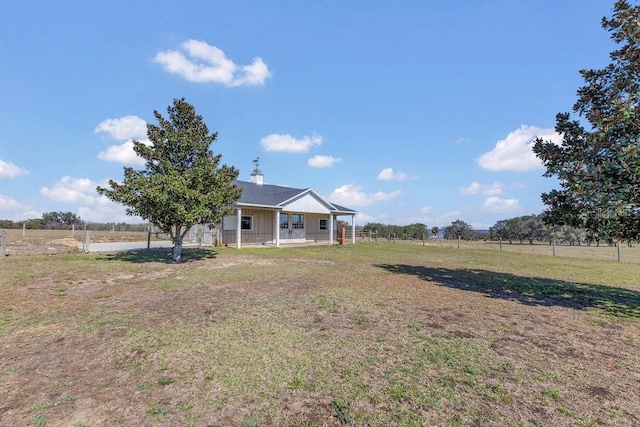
0,243 -> 638,426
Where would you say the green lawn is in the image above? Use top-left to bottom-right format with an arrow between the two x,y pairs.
1,243 -> 638,426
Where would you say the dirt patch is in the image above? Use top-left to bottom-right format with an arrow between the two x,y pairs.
3,239 -> 80,256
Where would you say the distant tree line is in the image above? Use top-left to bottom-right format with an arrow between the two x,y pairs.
443,214 -> 636,246
487,214 -> 625,246
361,222 -> 430,240
361,215 -> 630,246
361,221 -> 485,241
0,211 -> 147,232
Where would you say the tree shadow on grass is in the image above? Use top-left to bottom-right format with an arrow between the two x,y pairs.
374,264 -> 640,318
97,247 -> 217,264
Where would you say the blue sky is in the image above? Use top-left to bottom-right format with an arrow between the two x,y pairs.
0,1 -> 619,228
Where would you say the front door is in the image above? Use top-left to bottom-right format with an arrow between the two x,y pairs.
279,213 -> 305,242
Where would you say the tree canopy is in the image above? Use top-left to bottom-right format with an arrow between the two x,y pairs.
97,98 -> 242,261
443,220 -> 478,240
533,0 -> 640,243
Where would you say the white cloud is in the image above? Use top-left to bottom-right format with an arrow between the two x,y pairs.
154,39 -> 272,87
40,176 -> 102,204
261,133 -> 323,153
459,181 -> 503,196
0,158 -> 29,180
371,190 -> 402,203
328,184 -> 401,207
78,198 -> 141,223
432,211 -> 462,227
39,176 -> 142,223
0,195 -> 40,220
377,168 -> 409,181
233,57 -> 272,86
482,197 -> 521,213
355,212 -> 377,224
477,125 -> 562,172
98,141 -> 146,166
95,115 -> 150,165
308,155 -> 342,168
0,194 -> 21,210
94,116 -> 147,140
420,206 -> 432,214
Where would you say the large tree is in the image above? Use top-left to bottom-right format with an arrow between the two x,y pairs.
443,220 -> 477,240
97,98 -> 242,261
533,0 -> 640,243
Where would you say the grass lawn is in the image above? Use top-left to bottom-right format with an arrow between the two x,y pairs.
1,243 -> 638,426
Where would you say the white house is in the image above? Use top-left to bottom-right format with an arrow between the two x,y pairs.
215,167 -> 357,248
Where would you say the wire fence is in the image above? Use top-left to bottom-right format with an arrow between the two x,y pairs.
0,228 -> 173,257
359,235 -> 639,263
2,227 -> 637,263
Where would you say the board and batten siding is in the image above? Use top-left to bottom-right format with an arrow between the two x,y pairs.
221,208 -> 275,244
303,213 -> 331,242
283,193 -> 332,214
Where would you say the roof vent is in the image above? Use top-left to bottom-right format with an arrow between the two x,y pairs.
250,157 -> 264,185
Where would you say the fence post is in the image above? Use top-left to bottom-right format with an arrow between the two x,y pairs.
83,230 -> 90,253
457,235 -> 461,249
82,223 -> 89,253
1,231 -> 6,257
617,242 -> 622,262
22,222 -> 26,238
147,229 -> 152,249
499,237 -> 503,252
553,239 -> 556,257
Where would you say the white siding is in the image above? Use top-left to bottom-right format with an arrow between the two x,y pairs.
305,213 -> 332,242
283,193 -> 331,214
223,215 -> 238,230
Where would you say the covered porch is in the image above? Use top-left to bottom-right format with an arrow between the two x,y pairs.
220,207 -> 357,249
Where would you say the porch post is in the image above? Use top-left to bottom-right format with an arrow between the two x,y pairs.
236,208 -> 242,249
329,213 -> 334,245
352,214 -> 356,244
275,210 -> 280,248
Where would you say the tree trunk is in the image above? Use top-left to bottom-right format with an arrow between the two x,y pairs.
173,239 -> 183,262
173,225 -> 183,262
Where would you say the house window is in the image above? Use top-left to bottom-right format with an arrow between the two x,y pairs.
280,213 -> 289,229
292,214 -> 304,229
319,219 -> 328,230
241,216 -> 253,230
